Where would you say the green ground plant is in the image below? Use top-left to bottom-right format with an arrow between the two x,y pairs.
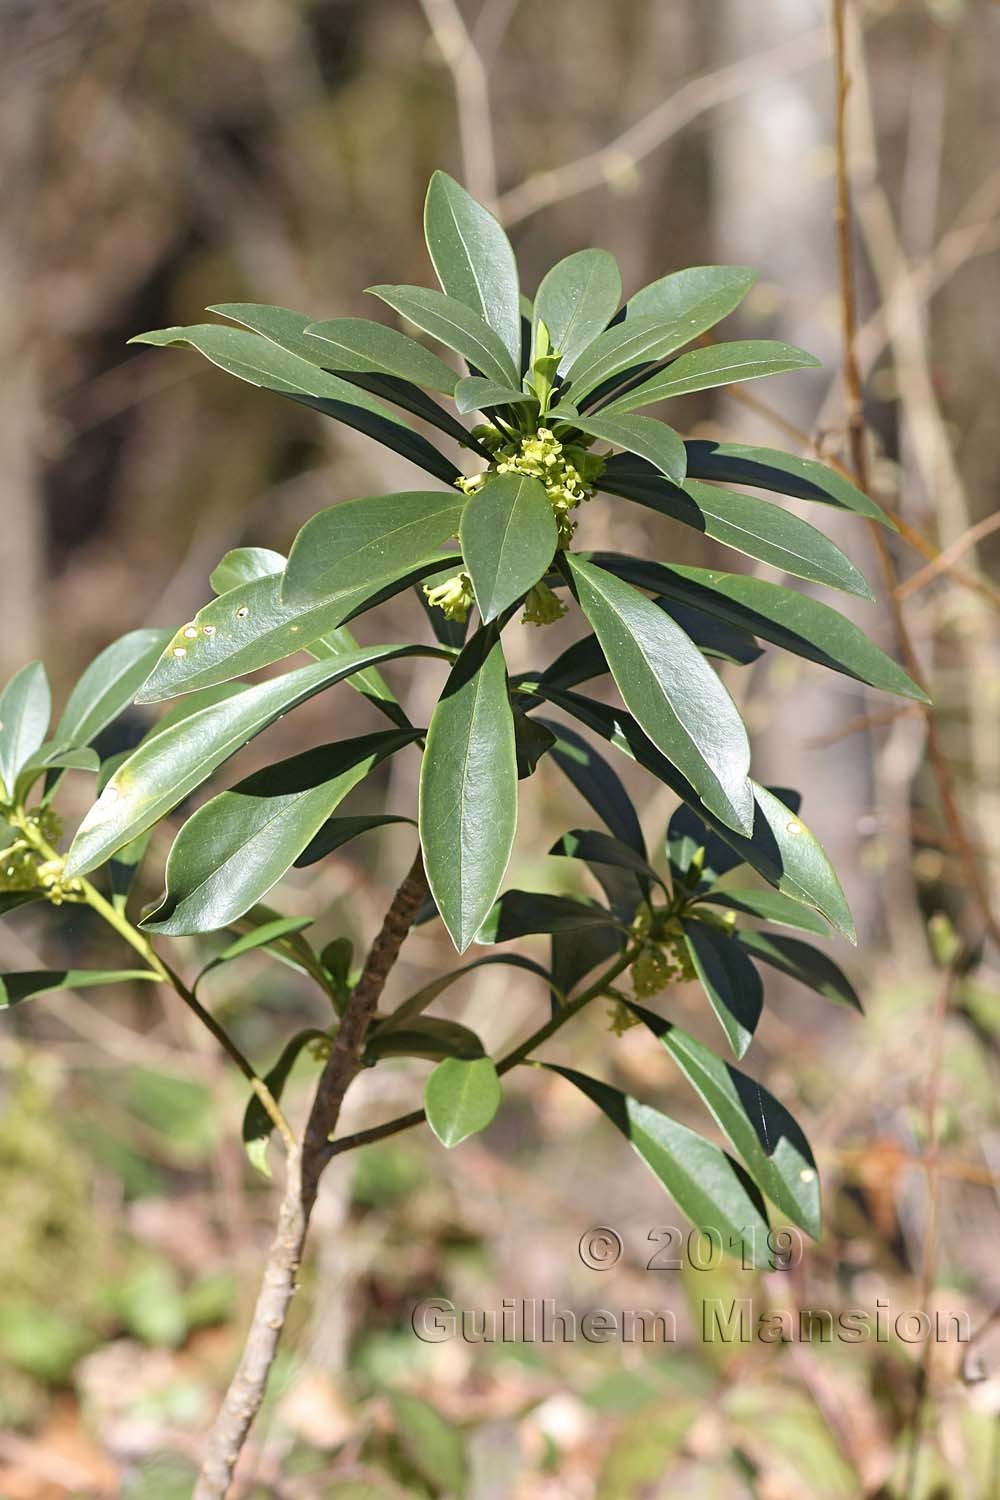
0,171 -> 926,1498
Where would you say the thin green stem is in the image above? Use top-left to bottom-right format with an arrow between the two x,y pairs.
327,943 -> 640,1158
12,811 -> 298,1152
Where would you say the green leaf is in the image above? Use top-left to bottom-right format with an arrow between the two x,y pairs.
591,553 -> 928,702
0,664 -> 51,802
66,644 -> 446,876
341,371 -> 478,449
387,952 -> 555,1027
295,814 -> 415,868
197,915 -> 315,989
137,562 -> 444,703
141,684 -> 250,742
0,968 -> 156,1009
658,602 -> 762,666
459,473 -> 557,622
534,249 -> 622,374
388,1389 -> 469,1498
453,376 -> 537,415
533,607 -> 751,690
142,730 -> 418,935
549,828 -> 665,893
424,170 -> 521,367
242,1028 -> 327,1177
625,264 -> 757,326
559,313 -> 721,407
538,719 -> 645,854
369,283 -> 518,387
419,627 -> 518,952
0,892 -> 45,919
535,689 -> 855,942
224,903 -> 331,989
572,413 -> 687,484
161,546 -> 409,726
513,707 -> 557,778
300,314 -> 459,393
365,1016 -> 485,1061
282,491 -> 464,609
425,1056 -> 502,1147
600,340 -> 821,415
547,1065 -> 771,1266
476,889 -> 617,942
734,929 -> 862,1010
682,917 -> 763,1058
696,887 -> 830,935
130,321 -> 459,485
563,555 -> 753,835
209,546 -> 285,594
211,303 -> 474,449
54,630 -> 173,749
601,463 -> 873,598
551,920 -> 623,1002
531,634 -> 609,691
666,797 -> 751,883
14,745 -> 100,803
628,1004 -> 821,1237
109,830 -> 152,913
685,439 -> 896,529
527,613 -> 758,683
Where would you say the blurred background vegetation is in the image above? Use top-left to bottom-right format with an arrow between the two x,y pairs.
1,0 -> 999,1495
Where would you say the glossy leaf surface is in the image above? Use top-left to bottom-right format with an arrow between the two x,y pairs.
142,731 -> 418,935
601,462 -> 872,597
573,413 -> 687,484
0,664 -> 51,801
629,1004 -> 821,1236
459,474 -> 557,621
591,553 -> 927,701
130,321 -> 459,484
534,249 -> 622,373
683,917 -> 764,1058
424,171 -> 521,366
601,340 -> 821,415
67,644 -> 446,876
684,439 -> 895,528
419,628 -> 518,951
564,555 -> 753,834
425,1056 -> 502,1147
535,688 -> 855,941
368,284 -> 518,387
548,1064 -> 771,1267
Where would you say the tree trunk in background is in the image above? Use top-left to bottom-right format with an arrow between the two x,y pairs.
0,85 -> 45,679
710,0 -> 900,948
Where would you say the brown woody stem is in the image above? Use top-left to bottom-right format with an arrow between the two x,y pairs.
192,849 -> 428,1500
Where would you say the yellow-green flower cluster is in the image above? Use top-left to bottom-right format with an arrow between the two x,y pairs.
424,569 -> 475,623
625,904 -> 698,1002
458,425 -> 605,544
0,809 -> 81,904
0,844 -> 40,893
423,426 -> 607,625
607,998 -> 641,1036
521,581 -> 567,627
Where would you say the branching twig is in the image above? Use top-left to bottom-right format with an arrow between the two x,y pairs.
496,28 -> 828,226
830,0 -> 1000,952
896,509 -> 1000,601
902,960 -> 964,1499
329,944 -> 639,1158
417,0 -> 498,207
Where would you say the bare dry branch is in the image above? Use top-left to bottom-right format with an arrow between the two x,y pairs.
417,0 -> 498,207
496,27 -> 828,227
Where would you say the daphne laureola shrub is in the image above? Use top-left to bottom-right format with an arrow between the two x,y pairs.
0,170 -> 926,1469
